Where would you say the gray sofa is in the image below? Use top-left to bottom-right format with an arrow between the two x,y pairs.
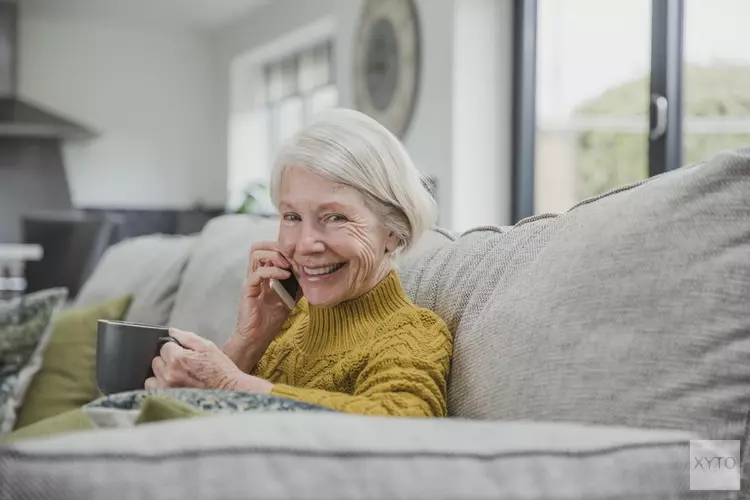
1,148 -> 749,499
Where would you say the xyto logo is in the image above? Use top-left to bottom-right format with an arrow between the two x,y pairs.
692,456 -> 737,472
689,440 -> 740,491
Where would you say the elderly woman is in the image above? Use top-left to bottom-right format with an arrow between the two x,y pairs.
145,109 -> 453,417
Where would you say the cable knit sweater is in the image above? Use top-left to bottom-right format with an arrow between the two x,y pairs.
251,270 -> 453,417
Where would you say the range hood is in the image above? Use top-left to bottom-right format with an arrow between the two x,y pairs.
0,0 -> 96,140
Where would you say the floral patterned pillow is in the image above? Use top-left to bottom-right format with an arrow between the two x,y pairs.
0,288 -> 68,433
86,388 -> 335,415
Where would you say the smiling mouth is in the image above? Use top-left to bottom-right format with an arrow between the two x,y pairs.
302,263 -> 346,277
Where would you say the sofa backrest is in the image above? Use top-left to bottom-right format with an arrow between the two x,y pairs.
401,148 -> 750,442
167,215 -> 279,343
75,233 -> 196,326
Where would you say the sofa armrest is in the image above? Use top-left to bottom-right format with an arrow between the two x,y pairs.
0,412 -> 717,499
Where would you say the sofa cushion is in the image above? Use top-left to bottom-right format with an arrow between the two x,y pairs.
403,148 -> 750,442
168,215 -> 280,344
75,234 -> 196,326
0,412 -> 720,499
395,226 -> 455,294
15,295 -> 133,429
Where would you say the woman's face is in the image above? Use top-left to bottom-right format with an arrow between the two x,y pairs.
277,166 -> 398,307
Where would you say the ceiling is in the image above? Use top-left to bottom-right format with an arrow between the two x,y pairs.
22,0 -> 270,31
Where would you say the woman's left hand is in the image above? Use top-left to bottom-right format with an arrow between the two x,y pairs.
145,328 -> 273,394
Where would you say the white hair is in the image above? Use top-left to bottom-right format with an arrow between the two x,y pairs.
270,108 -> 438,255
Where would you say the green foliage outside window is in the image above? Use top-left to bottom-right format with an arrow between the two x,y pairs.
574,63 -> 750,199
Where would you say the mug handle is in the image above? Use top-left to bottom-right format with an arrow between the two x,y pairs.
157,336 -> 186,349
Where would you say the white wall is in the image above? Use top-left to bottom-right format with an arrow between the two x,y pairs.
18,12 -> 222,208
400,0 -> 455,228
452,0 -> 514,231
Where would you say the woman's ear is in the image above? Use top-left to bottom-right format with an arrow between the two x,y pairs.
385,231 -> 399,254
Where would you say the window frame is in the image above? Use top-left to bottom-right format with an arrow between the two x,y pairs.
649,0 -> 684,176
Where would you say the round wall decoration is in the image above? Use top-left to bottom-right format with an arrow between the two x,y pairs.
353,0 -> 421,139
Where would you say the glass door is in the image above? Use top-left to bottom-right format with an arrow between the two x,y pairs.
682,0 -> 750,164
533,0 -> 652,215
512,0 -> 741,221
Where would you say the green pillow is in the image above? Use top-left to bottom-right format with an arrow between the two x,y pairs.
14,295 -> 132,429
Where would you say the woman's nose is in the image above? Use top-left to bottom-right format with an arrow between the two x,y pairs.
296,235 -> 325,255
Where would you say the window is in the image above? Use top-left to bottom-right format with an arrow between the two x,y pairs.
265,41 -> 338,163
534,0 -> 651,215
228,41 -> 338,212
683,0 -> 750,165
512,0 -> 750,221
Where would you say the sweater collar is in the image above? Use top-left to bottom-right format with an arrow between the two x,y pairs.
295,270 -> 411,354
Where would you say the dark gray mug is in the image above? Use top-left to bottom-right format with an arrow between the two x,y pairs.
96,319 -> 175,395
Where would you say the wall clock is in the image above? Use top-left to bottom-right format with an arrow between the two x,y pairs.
353,0 -> 421,139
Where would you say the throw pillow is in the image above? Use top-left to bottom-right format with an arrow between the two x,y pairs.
14,295 -> 133,429
402,147 -> 750,443
0,288 -> 68,434
86,388 -> 335,414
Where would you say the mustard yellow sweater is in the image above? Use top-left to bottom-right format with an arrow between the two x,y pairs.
252,271 -> 453,417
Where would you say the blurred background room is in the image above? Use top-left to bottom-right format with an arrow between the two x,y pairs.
0,0 -> 747,299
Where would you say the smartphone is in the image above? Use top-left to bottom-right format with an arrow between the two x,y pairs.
269,273 -> 300,310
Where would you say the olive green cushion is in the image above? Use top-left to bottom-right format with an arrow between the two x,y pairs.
14,295 -> 132,429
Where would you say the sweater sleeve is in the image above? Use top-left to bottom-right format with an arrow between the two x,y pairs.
270,310 -> 453,417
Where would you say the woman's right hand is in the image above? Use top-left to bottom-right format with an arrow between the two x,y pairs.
233,242 -> 298,345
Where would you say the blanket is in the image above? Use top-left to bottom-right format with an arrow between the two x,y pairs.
0,389 -> 333,445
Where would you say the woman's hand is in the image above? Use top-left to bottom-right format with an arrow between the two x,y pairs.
235,241 -> 300,344
145,328 -> 273,394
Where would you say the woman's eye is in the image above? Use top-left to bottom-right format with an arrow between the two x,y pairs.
283,214 -> 300,222
326,214 -> 347,223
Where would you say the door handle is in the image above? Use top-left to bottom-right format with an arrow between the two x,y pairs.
650,94 -> 668,141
